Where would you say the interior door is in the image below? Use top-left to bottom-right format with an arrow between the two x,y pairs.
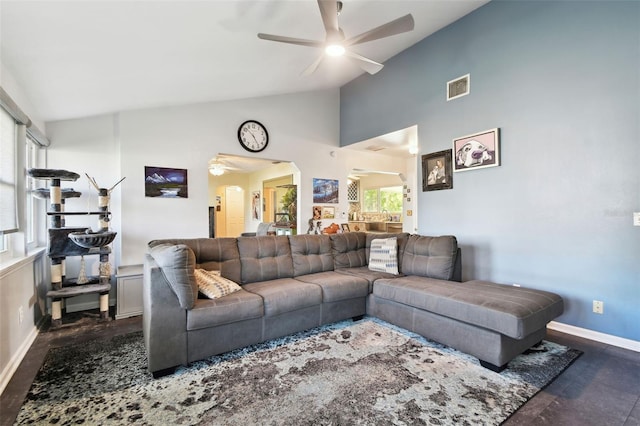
225,186 -> 245,237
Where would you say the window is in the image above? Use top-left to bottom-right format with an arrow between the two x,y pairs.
0,90 -> 48,265
363,186 -> 403,213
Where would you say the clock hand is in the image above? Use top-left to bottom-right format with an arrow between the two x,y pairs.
249,131 -> 258,144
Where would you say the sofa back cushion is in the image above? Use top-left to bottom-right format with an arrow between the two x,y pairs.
401,235 -> 458,280
148,243 -> 198,309
330,232 -> 367,269
289,234 -> 334,277
237,235 -> 294,284
148,238 -> 242,283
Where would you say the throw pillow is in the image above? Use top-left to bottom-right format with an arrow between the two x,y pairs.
368,237 -> 399,275
195,269 -> 242,299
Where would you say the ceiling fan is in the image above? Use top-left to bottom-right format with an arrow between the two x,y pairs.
208,155 -> 243,176
257,0 -> 414,76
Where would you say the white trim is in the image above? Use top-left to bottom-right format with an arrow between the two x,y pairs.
0,247 -> 46,278
548,321 -> 640,352
0,324 -> 38,396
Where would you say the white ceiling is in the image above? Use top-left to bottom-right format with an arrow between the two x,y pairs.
0,0 -> 488,123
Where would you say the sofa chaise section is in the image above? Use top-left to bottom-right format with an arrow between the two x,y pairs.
368,235 -> 564,371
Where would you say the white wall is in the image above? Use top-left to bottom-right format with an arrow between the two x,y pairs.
0,67 -> 50,394
45,89 -> 409,268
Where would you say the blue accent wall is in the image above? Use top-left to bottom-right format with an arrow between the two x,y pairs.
340,1 -> 640,341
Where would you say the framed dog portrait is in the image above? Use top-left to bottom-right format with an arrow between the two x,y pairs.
453,128 -> 500,172
422,150 -> 453,192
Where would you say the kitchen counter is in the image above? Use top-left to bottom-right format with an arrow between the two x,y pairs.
348,221 -> 403,233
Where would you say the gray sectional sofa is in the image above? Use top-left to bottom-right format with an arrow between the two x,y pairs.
143,232 -> 563,377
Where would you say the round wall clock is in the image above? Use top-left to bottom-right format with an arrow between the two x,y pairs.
237,120 -> 269,153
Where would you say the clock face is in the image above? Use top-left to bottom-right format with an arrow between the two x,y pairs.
238,120 -> 269,153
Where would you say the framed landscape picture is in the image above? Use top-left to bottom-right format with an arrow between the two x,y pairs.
453,128 -> 500,172
321,206 -> 335,219
313,178 -> 339,203
422,150 -> 453,192
144,166 -> 188,198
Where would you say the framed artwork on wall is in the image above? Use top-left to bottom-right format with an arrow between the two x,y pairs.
252,191 -> 260,220
313,178 -> 339,203
422,150 -> 453,192
144,166 -> 188,198
313,205 -> 322,220
453,128 -> 500,172
321,206 -> 335,219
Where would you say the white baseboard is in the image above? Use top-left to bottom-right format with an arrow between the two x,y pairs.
548,321 -> 640,353
0,325 -> 39,397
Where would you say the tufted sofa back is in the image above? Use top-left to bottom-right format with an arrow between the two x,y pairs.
401,235 -> 459,281
237,235 -> 294,284
329,232 -> 367,268
289,234 -> 334,277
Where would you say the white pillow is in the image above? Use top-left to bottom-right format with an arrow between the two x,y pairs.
194,269 -> 242,299
368,237 -> 399,275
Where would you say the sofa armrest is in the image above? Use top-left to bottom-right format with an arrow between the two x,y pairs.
143,254 -> 188,374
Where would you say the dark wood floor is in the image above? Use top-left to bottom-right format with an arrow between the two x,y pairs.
1,312 -> 639,426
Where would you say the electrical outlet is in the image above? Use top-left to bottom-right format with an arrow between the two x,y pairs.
18,306 -> 24,324
593,300 -> 604,314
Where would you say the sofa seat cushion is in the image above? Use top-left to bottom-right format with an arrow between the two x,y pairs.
295,271 -> 369,302
187,289 -> 263,331
243,278 -> 322,317
373,277 -> 564,339
335,266 -> 402,292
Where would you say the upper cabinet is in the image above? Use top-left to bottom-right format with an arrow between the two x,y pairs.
347,180 -> 359,202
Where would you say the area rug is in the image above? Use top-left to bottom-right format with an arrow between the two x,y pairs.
15,317 -> 581,425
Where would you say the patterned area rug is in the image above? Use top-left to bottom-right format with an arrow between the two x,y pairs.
16,317 -> 581,425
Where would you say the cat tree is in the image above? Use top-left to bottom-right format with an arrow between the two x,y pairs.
29,169 -> 124,327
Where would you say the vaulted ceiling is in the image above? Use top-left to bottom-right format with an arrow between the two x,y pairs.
1,0 -> 488,123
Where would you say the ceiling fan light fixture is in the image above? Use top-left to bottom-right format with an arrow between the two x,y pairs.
209,164 -> 225,176
325,44 -> 345,57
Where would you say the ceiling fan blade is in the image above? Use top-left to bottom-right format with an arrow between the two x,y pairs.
345,14 -> 414,47
301,55 -> 325,76
258,33 -> 323,48
317,0 -> 340,40
345,51 -> 384,75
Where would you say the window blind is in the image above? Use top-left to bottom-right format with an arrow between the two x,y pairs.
0,106 -> 18,234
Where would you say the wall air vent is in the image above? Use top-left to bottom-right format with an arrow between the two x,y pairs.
447,74 -> 470,101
